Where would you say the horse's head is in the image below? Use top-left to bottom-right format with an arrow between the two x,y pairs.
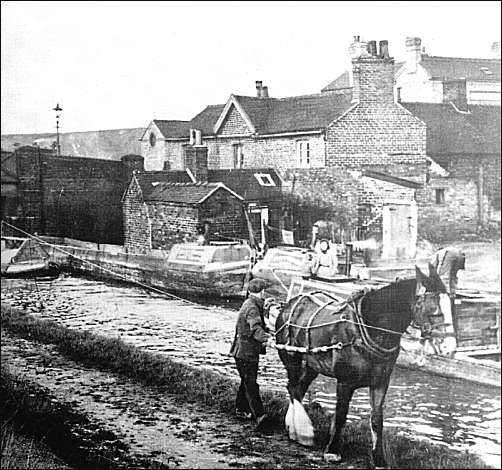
412,263 -> 448,333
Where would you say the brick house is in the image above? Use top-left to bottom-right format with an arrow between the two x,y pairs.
141,38 -> 427,182
138,37 -> 427,255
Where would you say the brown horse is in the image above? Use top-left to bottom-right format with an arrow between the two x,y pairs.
275,265 -> 447,468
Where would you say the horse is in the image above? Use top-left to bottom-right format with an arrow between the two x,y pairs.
274,264 -> 448,468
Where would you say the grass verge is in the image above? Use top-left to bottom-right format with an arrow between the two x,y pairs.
0,365 -> 169,470
1,304 -> 492,469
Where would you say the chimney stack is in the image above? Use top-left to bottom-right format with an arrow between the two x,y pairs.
350,36 -> 395,105
261,86 -> 269,98
492,41 -> 501,59
189,128 -> 196,145
256,80 -> 263,97
184,130 -> 208,182
405,36 -> 422,72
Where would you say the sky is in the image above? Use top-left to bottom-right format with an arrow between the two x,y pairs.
1,1 -> 500,135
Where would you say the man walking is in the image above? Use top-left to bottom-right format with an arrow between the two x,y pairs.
229,278 -> 274,430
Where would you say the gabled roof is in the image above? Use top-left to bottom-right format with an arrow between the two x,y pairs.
208,168 -> 281,200
159,93 -> 353,139
401,102 -> 501,155
145,182 -> 243,204
419,55 -> 501,82
321,63 -> 404,93
133,168 -> 281,201
149,120 -> 191,140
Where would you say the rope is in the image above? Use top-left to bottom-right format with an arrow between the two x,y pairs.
1,221 -> 209,308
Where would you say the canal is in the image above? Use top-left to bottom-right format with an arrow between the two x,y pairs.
1,275 -> 500,467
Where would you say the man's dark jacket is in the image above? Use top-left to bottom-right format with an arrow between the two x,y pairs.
229,295 -> 270,362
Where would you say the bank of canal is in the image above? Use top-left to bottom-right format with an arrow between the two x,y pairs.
1,275 -> 500,467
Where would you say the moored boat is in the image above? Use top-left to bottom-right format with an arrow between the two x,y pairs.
1,236 -> 61,280
273,277 -> 501,388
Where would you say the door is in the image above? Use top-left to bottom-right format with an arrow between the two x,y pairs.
248,205 -> 269,246
381,201 -> 417,260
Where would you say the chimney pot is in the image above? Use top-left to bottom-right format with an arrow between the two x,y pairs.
379,40 -> 389,59
256,80 -> 263,97
367,40 -> 377,56
261,86 -> 269,98
194,129 -> 202,146
189,128 -> 196,145
354,35 -> 360,42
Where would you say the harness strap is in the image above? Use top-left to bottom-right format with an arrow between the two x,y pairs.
352,297 -> 400,361
305,299 -> 337,352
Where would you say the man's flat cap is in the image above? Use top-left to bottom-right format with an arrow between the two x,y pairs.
248,278 -> 268,293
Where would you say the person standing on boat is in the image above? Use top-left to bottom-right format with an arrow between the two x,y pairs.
311,239 -> 339,280
430,247 -> 466,299
229,278 -> 275,430
429,246 -> 465,357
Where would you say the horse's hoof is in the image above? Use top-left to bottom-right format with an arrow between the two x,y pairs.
324,453 -> 342,463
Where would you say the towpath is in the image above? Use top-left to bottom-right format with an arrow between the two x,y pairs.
1,330 -> 351,469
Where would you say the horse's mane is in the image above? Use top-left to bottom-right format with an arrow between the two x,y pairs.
360,277 -> 417,321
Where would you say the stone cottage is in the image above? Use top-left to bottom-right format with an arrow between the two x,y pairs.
123,142 -> 283,252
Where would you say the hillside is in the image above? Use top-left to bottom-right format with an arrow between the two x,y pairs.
1,128 -> 145,161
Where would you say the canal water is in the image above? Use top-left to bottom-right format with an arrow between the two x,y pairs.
1,275 -> 500,467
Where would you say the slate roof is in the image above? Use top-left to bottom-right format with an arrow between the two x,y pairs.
145,182 -> 234,204
401,102 -> 501,156
151,120 -> 191,139
134,168 -> 281,201
163,93 -> 353,139
419,56 -> 501,82
208,168 -> 281,200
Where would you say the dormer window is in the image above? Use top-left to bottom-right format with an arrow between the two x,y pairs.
149,132 -> 156,147
254,173 -> 276,187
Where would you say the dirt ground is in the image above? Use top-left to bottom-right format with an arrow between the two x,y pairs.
1,331 -> 368,469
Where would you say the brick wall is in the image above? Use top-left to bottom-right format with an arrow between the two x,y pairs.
326,103 -> 427,176
204,134 -> 326,169
12,147 -> 131,244
123,176 -> 151,253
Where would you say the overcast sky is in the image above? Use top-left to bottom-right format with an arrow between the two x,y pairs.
1,1 -> 500,135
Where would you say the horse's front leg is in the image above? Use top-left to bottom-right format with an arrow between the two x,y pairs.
324,381 -> 355,463
369,378 -> 391,469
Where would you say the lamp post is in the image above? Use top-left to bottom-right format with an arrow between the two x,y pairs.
52,103 -> 63,156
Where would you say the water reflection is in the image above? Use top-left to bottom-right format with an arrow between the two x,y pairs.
1,275 -> 500,467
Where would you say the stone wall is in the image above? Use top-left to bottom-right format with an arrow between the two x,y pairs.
9,147 -> 131,244
417,154 -> 501,241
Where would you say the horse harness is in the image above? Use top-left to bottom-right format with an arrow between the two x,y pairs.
274,290 -> 402,362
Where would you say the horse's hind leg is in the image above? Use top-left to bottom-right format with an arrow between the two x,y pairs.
325,381 -> 356,463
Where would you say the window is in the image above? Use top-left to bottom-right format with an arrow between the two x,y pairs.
435,188 -> 445,204
149,132 -> 156,147
296,140 -> 311,168
254,173 -> 276,187
233,143 -> 244,169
